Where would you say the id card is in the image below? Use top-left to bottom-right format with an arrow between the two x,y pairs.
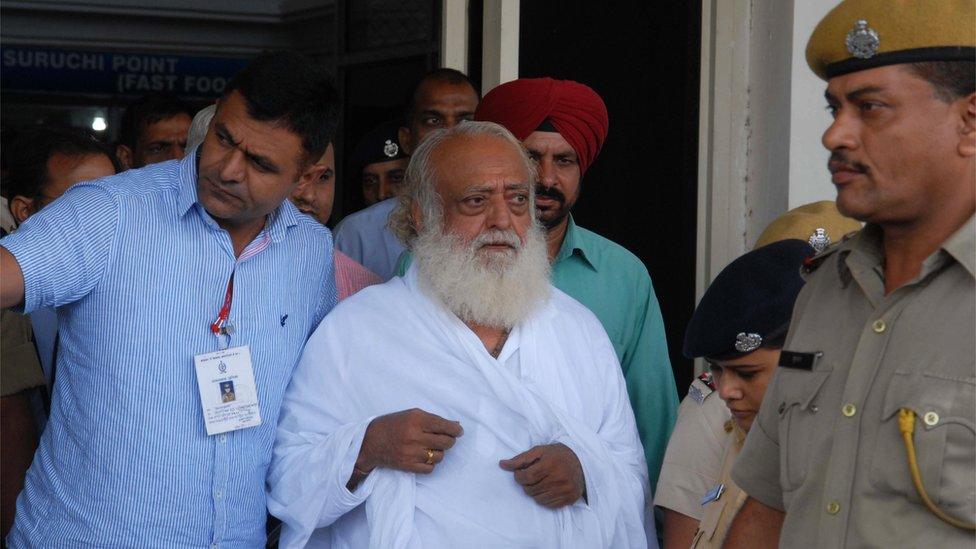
193,345 -> 262,435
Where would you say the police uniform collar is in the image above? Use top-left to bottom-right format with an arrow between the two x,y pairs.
555,215 -> 597,271
942,214 -> 975,279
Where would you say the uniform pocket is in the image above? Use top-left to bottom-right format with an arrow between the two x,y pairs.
870,370 -> 976,515
777,369 -> 832,493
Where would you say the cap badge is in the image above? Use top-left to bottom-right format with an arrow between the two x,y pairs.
383,139 -> 399,158
735,332 -> 762,353
845,20 -> 879,59
808,227 -> 831,254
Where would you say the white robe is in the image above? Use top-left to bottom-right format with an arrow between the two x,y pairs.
267,267 -> 655,548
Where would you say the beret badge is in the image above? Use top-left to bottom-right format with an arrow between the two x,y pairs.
383,139 -> 399,158
845,19 -> 879,59
808,227 -> 831,254
735,332 -> 762,353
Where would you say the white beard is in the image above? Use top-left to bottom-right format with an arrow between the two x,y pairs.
413,224 -> 551,330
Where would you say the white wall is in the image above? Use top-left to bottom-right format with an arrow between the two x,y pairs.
788,0 -> 839,208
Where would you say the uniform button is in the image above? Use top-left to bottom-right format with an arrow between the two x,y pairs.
872,319 -> 886,333
810,404 -> 820,413
924,411 -> 940,426
826,501 -> 841,515
842,403 -> 857,417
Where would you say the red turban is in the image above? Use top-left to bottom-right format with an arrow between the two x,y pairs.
474,78 -> 609,175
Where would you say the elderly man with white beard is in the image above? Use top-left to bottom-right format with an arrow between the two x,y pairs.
267,121 -> 653,548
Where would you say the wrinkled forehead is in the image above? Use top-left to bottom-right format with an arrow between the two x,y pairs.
429,134 -> 533,190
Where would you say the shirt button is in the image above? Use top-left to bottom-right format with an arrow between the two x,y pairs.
218,434 -> 227,444
872,319 -> 886,333
215,490 -> 222,500
842,403 -> 857,417
924,411 -> 940,426
826,501 -> 841,515
810,404 -> 820,413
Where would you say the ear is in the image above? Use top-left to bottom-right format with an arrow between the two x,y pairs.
958,92 -> 976,158
9,196 -> 34,225
409,199 -> 423,234
115,144 -> 133,170
398,126 -> 414,155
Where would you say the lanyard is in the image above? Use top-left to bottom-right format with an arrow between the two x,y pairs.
210,273 -> 235,336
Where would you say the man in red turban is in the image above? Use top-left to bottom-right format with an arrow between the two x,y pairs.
474,77 -> 678,499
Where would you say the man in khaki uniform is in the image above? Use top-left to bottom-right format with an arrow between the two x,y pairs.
656,202 -> 860,548
726,1 -> 976,547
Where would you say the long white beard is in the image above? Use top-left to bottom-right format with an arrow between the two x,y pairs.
414,224 -> 551,329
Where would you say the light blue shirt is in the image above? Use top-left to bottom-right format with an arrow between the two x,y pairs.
1,151 -> 336,548
333,198 -> 405,281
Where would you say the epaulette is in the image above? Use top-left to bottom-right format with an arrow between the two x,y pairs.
801,242 -> 842,274
688,372 -> 716,405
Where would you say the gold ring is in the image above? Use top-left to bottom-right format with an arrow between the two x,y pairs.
425,448 -> 435,465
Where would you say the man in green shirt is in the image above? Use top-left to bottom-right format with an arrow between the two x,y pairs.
396,77 -> 678,493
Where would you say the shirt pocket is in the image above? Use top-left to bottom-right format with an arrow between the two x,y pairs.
776,369 -> 832,493
870,370 -> 976,516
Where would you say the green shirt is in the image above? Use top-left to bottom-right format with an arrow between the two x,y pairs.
395,216 -> 679,492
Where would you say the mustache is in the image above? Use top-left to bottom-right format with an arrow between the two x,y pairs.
828,151 -> 869,174
534,185 -> 566,204
472,229 -> 522,250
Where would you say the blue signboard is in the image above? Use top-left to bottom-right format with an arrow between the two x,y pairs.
1,46 -> 251,99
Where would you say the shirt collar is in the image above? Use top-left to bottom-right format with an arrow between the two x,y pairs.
942,214 -> 975,278
839,214 -> 976,281
554,215 -> 597,271
177,145 -> 300,243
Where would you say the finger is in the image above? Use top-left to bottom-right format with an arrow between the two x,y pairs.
417,433 -> 458,451
421,414 -> 463,437
513,461 -> 548,486
499,446 -> 543,471
416,447 -> 444,465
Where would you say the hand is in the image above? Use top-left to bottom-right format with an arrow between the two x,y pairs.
499,443 -> 585,509
357,408 -> 463,475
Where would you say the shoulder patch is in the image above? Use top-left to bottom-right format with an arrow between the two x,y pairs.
689,372 -> 716,405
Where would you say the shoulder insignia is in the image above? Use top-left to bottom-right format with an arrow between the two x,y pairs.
689,372 -> 716,405
698,371 -> 716,390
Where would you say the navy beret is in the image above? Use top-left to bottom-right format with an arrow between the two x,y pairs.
351,119 -> 407,175
683,239 -> 815,359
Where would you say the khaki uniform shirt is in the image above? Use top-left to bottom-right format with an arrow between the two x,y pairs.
733,216 -> 976,547
692,422 -> 748,548
1,308 -> 45,397
656,376 -> 730,520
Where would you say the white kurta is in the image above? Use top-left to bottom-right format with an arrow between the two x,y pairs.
267,267 -> 654,548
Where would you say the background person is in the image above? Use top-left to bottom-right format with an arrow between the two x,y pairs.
115,92 -> 193,169
333,68 -> 479,280
655,200 -> 861,548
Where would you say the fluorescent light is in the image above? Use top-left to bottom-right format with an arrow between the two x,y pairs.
92,116 -> 107,132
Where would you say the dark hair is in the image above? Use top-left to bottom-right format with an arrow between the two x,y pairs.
222,51 -> 339,162
4,127 -> 121,200
908,61 -> 976,103
405,68 -> 480,121
119,93 -> 193,149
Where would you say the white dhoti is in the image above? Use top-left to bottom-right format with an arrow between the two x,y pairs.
267,268 -> 654,548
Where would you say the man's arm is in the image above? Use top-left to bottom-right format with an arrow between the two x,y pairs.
722,496 -> 783,549
1,248 -> 25,310
662,508 -> 699,549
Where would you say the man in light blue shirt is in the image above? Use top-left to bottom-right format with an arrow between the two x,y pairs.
0,51 -> 339,547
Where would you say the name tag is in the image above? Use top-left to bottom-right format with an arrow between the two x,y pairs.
701,483 -> 725,506
193,345 -> 262,435
778,350 -> 822,371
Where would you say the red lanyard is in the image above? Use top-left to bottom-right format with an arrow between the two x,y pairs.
210,273 -> 235,335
